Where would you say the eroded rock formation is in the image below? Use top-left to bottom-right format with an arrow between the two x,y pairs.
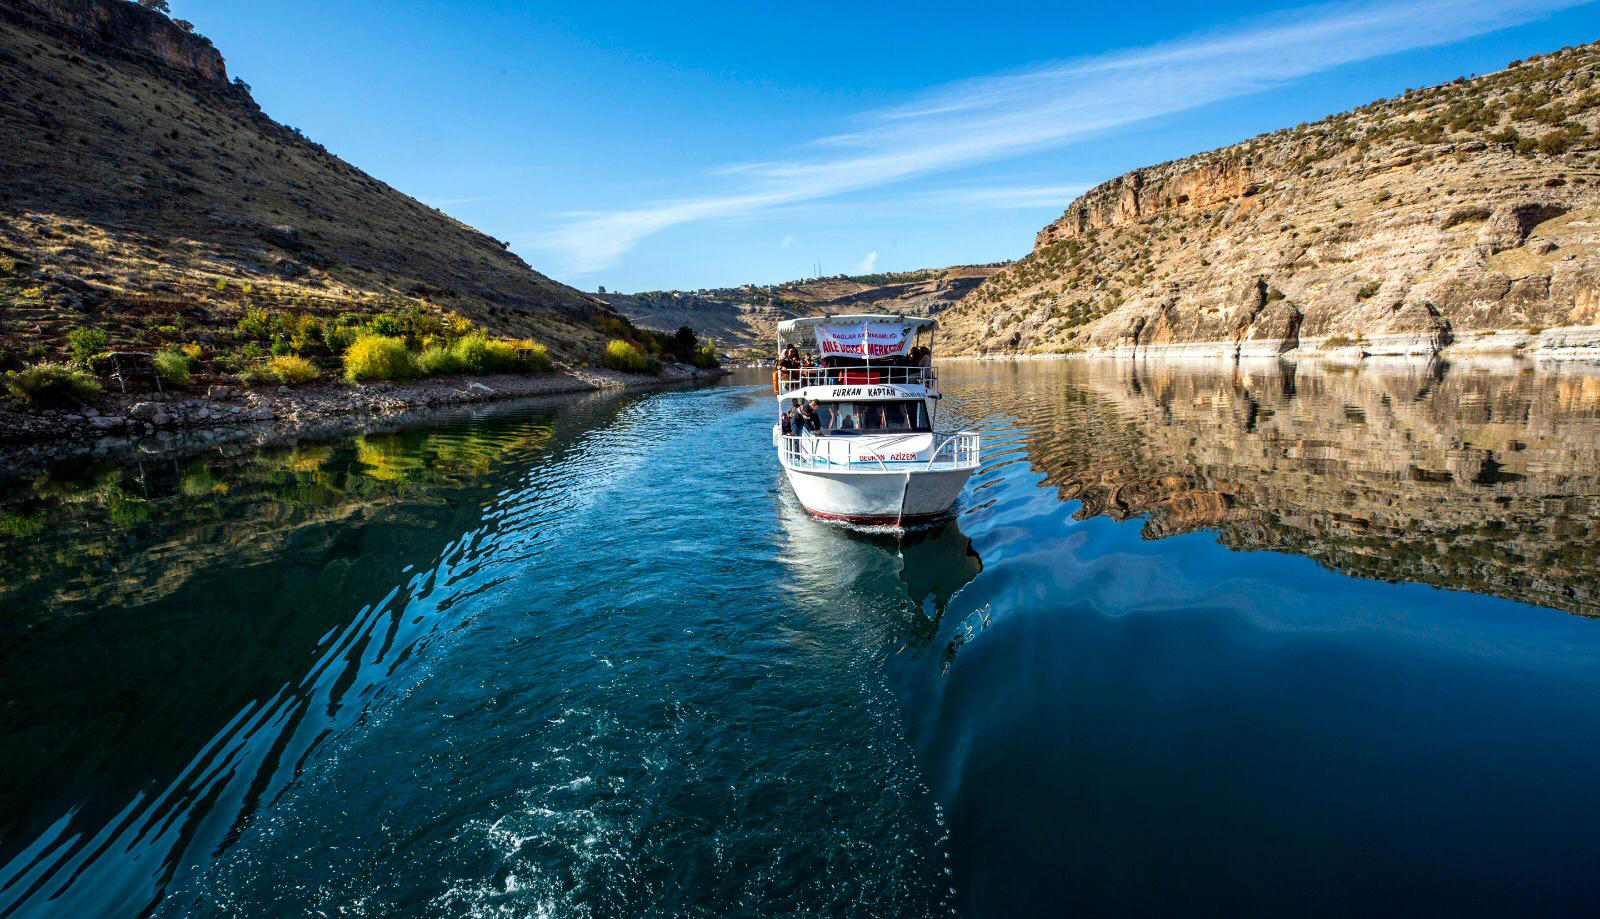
942,44 -> 1600,361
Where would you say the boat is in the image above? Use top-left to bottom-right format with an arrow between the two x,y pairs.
771,314 -> 980,526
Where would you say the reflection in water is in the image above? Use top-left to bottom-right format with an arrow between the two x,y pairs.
0,393 -> 633,919
0,381 -> 960,919
775,498 -> 983,651
5,363 -> 1600,918
950,359 -> 1600,616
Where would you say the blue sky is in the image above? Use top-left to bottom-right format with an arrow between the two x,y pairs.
178,0 -> 1600,292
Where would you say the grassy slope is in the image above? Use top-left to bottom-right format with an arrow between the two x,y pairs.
0,0 -> 618,365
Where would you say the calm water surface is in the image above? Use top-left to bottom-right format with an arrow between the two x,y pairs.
3,360 -> 1600,918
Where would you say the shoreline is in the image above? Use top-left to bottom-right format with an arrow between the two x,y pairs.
942,326 -> 1600,367
0,363 -> 728,472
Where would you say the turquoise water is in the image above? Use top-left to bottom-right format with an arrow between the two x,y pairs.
3,360 -> 1600,917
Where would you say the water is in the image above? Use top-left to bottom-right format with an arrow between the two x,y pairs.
2,359 -> 1599,918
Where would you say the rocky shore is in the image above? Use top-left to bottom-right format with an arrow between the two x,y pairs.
0,363 -> 727,469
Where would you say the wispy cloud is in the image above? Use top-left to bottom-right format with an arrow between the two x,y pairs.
854,250 -> 879,273
909,183 -> 1094,210
538,0 -> 1579,273
781,234 -> 796,249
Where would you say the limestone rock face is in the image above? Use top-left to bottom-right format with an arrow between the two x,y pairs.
941,44 -> 1600,360
8,0 -> 228,85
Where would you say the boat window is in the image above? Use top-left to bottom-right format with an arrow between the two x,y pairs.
815,400 -> 929,434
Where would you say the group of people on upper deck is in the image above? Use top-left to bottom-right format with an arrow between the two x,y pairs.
776,344 -> 932,379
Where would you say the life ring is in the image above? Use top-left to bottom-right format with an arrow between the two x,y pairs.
772,370 -> 779,394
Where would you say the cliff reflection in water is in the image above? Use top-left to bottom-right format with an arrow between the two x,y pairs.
965,359 -> 1600,617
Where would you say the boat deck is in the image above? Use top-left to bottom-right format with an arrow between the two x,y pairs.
778,432 -> 980,472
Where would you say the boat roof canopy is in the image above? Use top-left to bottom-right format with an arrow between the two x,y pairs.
777,314 -> 935,341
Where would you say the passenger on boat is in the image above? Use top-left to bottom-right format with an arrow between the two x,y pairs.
778,345 -> 802,384
796,400 -> 821,436
781,398 -> 803,436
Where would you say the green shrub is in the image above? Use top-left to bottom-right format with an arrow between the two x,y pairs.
1355,281 -> 1382,300
241,355 -> 319,386
4,362 -> 102,408
322,321 -> 358,354
486,339 -> 523,372
519,341 -> 553,372
343,334 -> 417,382
67,326 -> 108,366
691,341 -> 720,369
451,336 -> 487,373
288,313 -> 323,352
417,344 -> 464,376
237,307 -> 275,341
367,311 -> 409,338
602,339 -> 657,373
1322,334 -> 1355,348
152,349 -> 192,387
258,355 -> 319,385
1537,129 -> 1577,155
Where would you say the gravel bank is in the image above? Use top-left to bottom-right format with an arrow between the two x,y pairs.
0,363 -> 727,470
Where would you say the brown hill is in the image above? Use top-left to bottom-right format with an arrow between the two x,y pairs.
0,0 -> 617,363
940,43 -> 1600,360
603,264 -> 1005,352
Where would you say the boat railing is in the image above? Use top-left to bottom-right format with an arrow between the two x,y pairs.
924,431 -> 981,470
779,431 -> 980,471
776,365 -> 936,395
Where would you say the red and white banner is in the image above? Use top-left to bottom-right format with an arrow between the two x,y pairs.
814,323 -> 911,358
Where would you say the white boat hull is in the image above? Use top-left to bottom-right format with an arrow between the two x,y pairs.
781,464 -> 975,525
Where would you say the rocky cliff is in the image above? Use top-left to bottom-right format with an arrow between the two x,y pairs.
0,0 -> 616,362
940,43 -> 1600,361
11,0 -> 230,84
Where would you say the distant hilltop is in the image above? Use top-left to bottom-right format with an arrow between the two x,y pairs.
0,0 -> 634,366
938,42 -> 1600,361
602,264 -> 1007,350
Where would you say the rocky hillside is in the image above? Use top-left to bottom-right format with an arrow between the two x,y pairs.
602,264 -> 1004,351
941,43 -> 1600,360
0,0 -> 617,363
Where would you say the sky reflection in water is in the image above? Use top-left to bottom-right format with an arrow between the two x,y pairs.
2,360 -> 1599,918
